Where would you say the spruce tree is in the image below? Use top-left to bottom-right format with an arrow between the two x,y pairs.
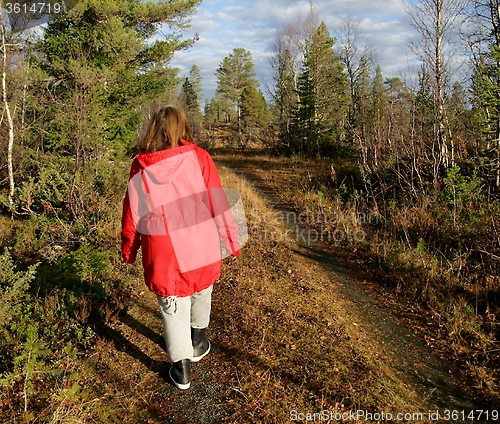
474,46 -> 500,187
273,47 -> 298,150
414,66 -> 435,147
292,22 -> 348,157
188,64 -> 203,111
370,65 -> 388,169
27,0 -> 201,219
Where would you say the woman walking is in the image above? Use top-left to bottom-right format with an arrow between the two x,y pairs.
121,105 -> 240,389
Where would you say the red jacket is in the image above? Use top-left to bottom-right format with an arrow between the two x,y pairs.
121,142 -> 240,298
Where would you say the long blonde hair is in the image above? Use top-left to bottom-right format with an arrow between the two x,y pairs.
138,105 -> 193,153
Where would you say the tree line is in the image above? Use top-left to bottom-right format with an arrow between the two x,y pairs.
0,0 -> 205,418
198,1 -> 496,186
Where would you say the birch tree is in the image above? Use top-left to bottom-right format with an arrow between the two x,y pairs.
335,14 -> 377,131
0,7 -> 15,206
465,0 -> 500,56
406,0 -> 468,181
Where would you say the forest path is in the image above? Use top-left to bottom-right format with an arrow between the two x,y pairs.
214,153 -> 483,420
90,153 -> 483,423
94,287 -> 232,423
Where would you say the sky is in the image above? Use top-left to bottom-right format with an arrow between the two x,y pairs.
168,0 -> 420,103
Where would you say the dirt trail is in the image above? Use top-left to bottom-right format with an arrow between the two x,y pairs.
93,288 -> 233,423
215,156 -> 483,420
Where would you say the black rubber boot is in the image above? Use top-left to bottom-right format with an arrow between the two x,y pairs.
191,328 -> 211,362
169,359 -> 191,390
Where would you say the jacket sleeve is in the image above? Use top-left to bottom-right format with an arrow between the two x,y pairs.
197,149 -> 241,257
121,159 -> 142,263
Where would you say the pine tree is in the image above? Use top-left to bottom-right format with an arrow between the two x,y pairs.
179,76 -> 203,136
188,64 -> 203,111
27,0 -> 201,219
241,85 -> 270,137
215,48 -> 258,132
292,22 -> 348,156
205,94 -> 226,123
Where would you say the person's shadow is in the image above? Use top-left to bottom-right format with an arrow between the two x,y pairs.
95,312 -> 175,385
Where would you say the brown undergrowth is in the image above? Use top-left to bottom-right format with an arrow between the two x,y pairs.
212,163 -> 473,422
213,149 -> 499,410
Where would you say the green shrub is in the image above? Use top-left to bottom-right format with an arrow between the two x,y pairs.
0,249 -> 38,331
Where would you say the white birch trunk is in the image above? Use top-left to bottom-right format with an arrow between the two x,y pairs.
0,10 -> 15,205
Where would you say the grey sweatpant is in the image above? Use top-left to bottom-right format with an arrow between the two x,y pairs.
157,284 -> 213,363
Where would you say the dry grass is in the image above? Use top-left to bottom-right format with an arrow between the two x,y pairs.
3,150 -> 491,422
212,165 -> 439,422
214,151 -> 500,408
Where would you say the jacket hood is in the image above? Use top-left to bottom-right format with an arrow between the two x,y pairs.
135,141 -> 197,185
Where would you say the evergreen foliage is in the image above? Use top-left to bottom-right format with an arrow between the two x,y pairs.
0,0 -> 201,417
215,48 -> 259,131
290,22 -> 348,156
241,85 -> 271,129
474,45 -> 500,186
179,65 -> 204,137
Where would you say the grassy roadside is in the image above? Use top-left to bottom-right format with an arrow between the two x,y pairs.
1,158 -> 416,423
31,159 -> 443,422
76,160 -> 453,423
211,163 -> 457,422
213,150 -> 498,411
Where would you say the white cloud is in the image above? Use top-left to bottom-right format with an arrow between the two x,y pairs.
190,12 -> 220,33
219,29 -> 239,37
214,11 -> 237,22
170,0 -> 427,101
